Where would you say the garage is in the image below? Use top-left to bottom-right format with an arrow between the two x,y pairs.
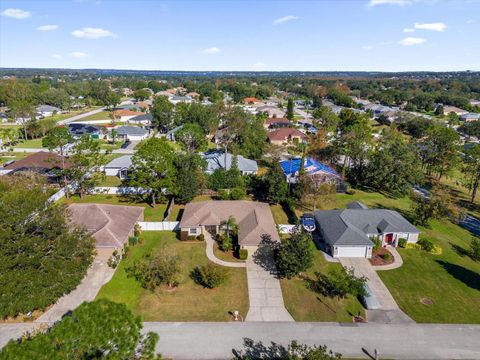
335,246 -> 369,258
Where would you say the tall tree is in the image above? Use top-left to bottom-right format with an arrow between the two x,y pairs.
151,95 -> 174,132
130,138 -> 176,207
175,122 -> 208,153
286,98 -> 295,121
463,144 -> 480,203
265,160 -> 288,204
173,153 -> 206,204
419,126 -> 459,179
275,227 -> 314,279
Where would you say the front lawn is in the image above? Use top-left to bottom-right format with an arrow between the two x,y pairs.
96,231 -> 249,321
79,111 -> 111,121
98,176 -> 123,187
280,241 -> 365,322
15,138 -> 46,149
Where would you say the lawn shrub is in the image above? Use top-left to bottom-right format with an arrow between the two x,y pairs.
219,235 -> 233,252
380,253 -> 392,261
238,249 -> 248,260
217,189 -> 229,200
180,231 -> 189,241
126,252 -> 181,290
372,236 -> 382,251
311,267 -> 367,299
128,236 -> 138,246
417,238 -> 434,252
398,238 -> 407,248
134,223 -> 142,237
107,250 -> 121,269
471,237 -> 480,261
197,234 -> 205,241
187,235 -> 196,241
192,264 -> 229,289
230,187 -> 246,200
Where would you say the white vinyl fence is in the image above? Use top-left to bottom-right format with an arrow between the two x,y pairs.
137,221 -> 179,231
88,187 -> 151,195
277,224 -> 295,234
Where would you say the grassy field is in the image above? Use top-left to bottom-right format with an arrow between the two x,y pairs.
327,189 -> 480,323
270,204 -> 292,224
79,111 -> 111,121
96,231 -> 249,321
280,241 -> 365,322
15,138 -> 46,149
0,152 -> 30,164
98,176 -> 123,187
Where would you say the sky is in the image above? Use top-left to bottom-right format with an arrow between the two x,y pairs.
0,0 -> 479,72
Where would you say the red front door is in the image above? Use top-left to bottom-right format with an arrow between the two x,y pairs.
385,233 -> 394,245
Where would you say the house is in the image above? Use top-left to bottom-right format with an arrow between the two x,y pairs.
68,203 -> 144,252
1,151 -> 69,178
36,105 -> 61,117
243,97 -> 261,104
280,157 -> 341,185
460,113 -> 480,122
169,95 -> 193,105
264,117 -> 291,130
314,201 -> 420,258
203,150 -> 258,175
267,127 -> 309,145
166,125 -> 183,142
128,113 -> 152,125
443,106 -> 468,116
113,109 -> 145,122
256,105 -> 286,118
179,200 -> 280,252
115,126 -> 148,141
103,155 -> 132,179
68,123 -> 102,138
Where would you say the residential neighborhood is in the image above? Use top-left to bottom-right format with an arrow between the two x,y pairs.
1,0 -> 480,359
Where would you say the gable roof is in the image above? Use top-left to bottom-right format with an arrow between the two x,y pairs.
279,157 -> 340,178
314,207 -> 419,247
105,155 -> 132,169
68,203 -> 144,247
179,200 -> 279,246
203,150 -> 258,173
3,151 -> 69,173
113,109 -> 145,117
37,105 -> 61,112
265,117 -> 291,126
68,123 -> 101,136
267,127 -> 308,142
116,126 -> 148,136
130,113 -> 153,122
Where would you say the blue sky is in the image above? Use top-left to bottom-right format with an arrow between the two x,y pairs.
0,0 -> 479,71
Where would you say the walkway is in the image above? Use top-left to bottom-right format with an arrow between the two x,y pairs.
204,233 -> 245,268
144,322 -> 480,360
35,254 -> 115,323
245,245 -> 294,322
372,246 -> 403,270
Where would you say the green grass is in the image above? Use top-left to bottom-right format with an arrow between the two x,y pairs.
213,243 -> 245,263
0,152 -> 30,164
64,194 -> 168,221
98,141 -> 122,150
15,138 -> 46,149
328,189 -> 480,323
79,111 -> 111,121
270,204 -> 291,224
280,241 -> 365,322
98,176 -> 122,187
96,231 -> 249,321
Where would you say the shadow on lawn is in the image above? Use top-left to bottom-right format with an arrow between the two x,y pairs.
436,260 -> 480,291
450,243 -> 471,258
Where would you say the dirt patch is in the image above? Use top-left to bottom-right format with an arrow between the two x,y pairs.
420,297 -> 433,306
369,248 -> 395,266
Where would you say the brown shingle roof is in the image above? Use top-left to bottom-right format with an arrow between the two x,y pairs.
68,203 -> 144,248
265,117 -> 291,125
4,151 -> 69,172
113,109 -> 145,117
179,200 -> 280,246
267,127 -> 308,142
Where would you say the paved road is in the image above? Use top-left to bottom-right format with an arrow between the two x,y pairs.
245,247 -> 294,322
143,322 -> 480,359
57,107 -> 106,125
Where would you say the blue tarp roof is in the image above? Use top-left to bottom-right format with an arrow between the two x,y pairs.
279,158 -> 340,178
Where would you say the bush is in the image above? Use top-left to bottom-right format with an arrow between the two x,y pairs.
128,236 -> 138,246
312,267 -> 367,299
197,234 -> 205,241
230,187 -> 246,200
471,237 -> 480,261
107,250 -> 121,268
417,238 -> 434,252
133,223 -> 142,237
217,189 -> 230,200
219,235 -> 233,252
398,238 -> 407,248
187,235 -> 196,241
180,231 -> 189,241
380,253 -> 392,261
276,227 -> 314,278
192,264 -> 229,288
238,249 -> 248,260
372,236 -> 382,251
126,252 -> 181,290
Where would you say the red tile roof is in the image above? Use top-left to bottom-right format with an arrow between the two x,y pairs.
244,97 -> 261,104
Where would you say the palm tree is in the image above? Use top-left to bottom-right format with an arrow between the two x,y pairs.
221,216 -> 238,236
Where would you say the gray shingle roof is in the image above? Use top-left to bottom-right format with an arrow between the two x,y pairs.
116,126 -> 147,136
203,151 -> 258,173
37,105 -> 61,112
314,207 -> 419,247
130,113 -> 153,122
105,155 -> 132,169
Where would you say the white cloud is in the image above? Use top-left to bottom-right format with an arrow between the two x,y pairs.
252,62 -> 266,68
398,37 -> 426,46
71,27 -> 117,39
362,45 -> 373,50
368,0 -> 412,7
273,15 -> 298,25
403,28 -> 415,33
414,22 -> 447,32
1,8 -> 31,19
69,51 -> 89,58
202,47 -> 221,54
51,54 -> 62,59
37,24 -> 59,31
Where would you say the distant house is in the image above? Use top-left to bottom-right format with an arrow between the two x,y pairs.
1,151 -> 69,178
256,105 -> 286,119
103,155 -> 132,179
169,95 -> 193,105
68,123 -> 102,138
203,150 -> 258,175
129,113 -> 152,125
115,126 -> 149,141
443,106 -> 468,116
279,157 -> 341,185
264,117 -> 291,130
243,97 -> 261,104
113,109 -> 145,122
36,105 -> 61,117
314,201 -> 420,258
179,200 -> 280,251
460,113 -> 480,122
267,127 -> 309,145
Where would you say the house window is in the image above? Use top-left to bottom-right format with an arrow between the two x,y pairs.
190,228 -> 198,235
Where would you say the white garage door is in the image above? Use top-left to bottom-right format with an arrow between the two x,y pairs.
337,246 -> 367,258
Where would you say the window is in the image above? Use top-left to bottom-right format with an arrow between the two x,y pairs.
190,228 -> 198,235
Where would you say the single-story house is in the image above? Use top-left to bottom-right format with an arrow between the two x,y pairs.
443,106 -> 468,116
1,151 -> 69,178
267,127 -> 309,145
460,113 -> 480,122
36,105 -> 61,117
314,201 -> 420,258
203,150 -> 258,175
103,155 -> 132,179
169,95 -> 193,105
68,123 -> 102,138
115,126 -> 149,141
128,113 -> 152,125
280,157 -> 341,185
257,105 -> 286,119
113,109 -> 146,122
264,117 -> 291,130
68,203 -> 144,251
179,200 -> 280,251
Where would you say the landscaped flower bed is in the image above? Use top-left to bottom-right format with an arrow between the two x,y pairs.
369,248 -> 394,266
